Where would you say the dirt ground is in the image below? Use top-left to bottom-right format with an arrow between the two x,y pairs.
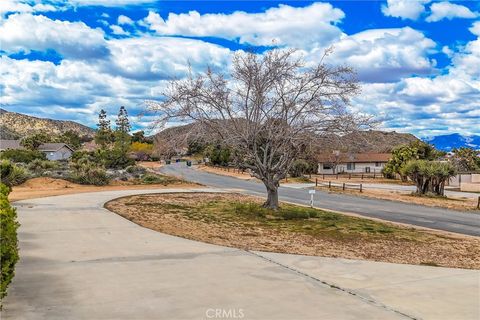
106,192 -> 480,269
316,186 -> 479,211
9,177 -> 199,202
198,165 -> 257,180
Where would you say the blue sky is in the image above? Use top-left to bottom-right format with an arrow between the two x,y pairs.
0,0 -> 479,137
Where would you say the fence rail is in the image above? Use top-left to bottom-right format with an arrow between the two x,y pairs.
315,179 -> 363,192
317,172 -> 384,180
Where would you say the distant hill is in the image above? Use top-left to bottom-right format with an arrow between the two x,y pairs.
0,108 -> 95,139
425,133 -> 480,151
155,123 -> 419,154
325,130 -> 419,153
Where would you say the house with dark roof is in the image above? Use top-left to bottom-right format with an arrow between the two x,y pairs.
0,140 -> 74,161
317,152 -> 391,174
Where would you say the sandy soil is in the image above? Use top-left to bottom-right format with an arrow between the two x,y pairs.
198,165 -> 257,180
316,186 -> 479,211
9,177 -> 199,202
106,192 -> 480,269
137,161 -> 163,170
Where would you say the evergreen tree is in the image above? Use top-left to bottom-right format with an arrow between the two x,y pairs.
114,106 -> 131,153
95,109 -> 112,148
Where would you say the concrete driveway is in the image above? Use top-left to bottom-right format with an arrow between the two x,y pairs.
2,189 -> 479,320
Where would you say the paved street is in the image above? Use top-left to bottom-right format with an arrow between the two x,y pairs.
160,164 -> 480,236
3,189 -> 479,320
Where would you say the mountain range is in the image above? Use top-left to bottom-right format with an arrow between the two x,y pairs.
0,108 -> 95,139
425,133 -> 480,151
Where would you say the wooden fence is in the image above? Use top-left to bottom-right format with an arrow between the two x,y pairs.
315,179 -> 363,193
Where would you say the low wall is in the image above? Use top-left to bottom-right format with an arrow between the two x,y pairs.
461,183 -> 480,192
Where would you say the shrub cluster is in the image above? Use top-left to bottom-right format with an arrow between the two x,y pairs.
27,159 -> 59,174
141,173 -> 167,184
0,149 -> 46,163
0,160 -> 29,188
68,157 -> 110,186
0,183 -> 19,301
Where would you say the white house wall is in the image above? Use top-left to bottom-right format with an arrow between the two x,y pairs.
44,147 -> 73,161
318,162 -> 386,174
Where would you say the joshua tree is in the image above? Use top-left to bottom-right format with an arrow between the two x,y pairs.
147,49 -> 367,209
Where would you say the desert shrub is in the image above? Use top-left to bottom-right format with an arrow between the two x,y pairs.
141,173 -> 167,184
125,165 -> 147,175
0,160 -> 28,188
27,159 -> 58,173
0,149 -> 46,163
289,159 -> 311,178
0,183 -> 19,300
101,149 -> 134,169
69,157 -> 110,186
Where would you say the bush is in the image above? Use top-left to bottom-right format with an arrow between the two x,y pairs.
289,159 -> 310,178
125,165 -> 147,175
69,157 -> 110,186
0,183 -> 19,300
27,159 -> 58,173
0,160 -> 28,188
101,149 -> 135,169
401,160 -> 456,196
0,149 -> 46,163
141,173 -> 167,184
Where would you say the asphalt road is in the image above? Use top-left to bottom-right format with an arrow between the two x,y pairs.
160,163 -> 480,236
4,189 -> 479,319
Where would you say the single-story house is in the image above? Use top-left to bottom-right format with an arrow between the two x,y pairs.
0,139 -> 74,161
317,153 -> 391,174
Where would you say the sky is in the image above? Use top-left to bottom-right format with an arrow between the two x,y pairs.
0,0 -> 479,138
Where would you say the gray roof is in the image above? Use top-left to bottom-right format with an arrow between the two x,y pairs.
0,140 -> 73,152
0,140 -> 23,150
38,143 -> 74,152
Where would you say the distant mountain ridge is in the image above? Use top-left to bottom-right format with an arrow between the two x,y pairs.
0,108 -> 95,139
425,133 -> 480,151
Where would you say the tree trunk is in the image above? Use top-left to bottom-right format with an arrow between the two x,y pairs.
262,178 -> 280,210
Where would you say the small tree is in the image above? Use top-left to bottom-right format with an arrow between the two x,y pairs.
401,160 -> 456,196
451,147 -> 480,172
56,130 -> 82,150
383,141 -> 440,181
95,109 -> 113,148
147,49 -> 366,209
20,133 -> 50,150
114,106 -> 131,154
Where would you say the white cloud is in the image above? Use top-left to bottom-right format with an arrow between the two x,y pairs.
110,24 -> 128,35
0,0 -> 58,19
326,27 -> 437,82
67,0 -> 157,6
143,3 -> 345,49
426,2 -> 478,22
381,0 -> 431,20
0,13 -> 108,59
106,36 -> 231,80
469,21 -> 480,36
117,14 -> 133,25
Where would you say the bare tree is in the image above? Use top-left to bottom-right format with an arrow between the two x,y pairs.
147,49 -> 367,209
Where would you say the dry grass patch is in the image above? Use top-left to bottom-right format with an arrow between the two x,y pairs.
316,186 -> 479,211
105,192 -> 480,269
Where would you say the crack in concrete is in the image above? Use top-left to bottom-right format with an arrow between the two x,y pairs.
248,251 -> 419,320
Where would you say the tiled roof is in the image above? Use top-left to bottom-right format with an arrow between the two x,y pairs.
317,153 -> 391,163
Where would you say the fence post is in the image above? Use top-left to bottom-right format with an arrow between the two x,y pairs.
323,174 -> 325,180
477,196 -> 480,209
315,178 -> 318,187
361,174 -> 364,180
329,181 -> 331,189
360,184 -> 362,193
342,183 -> 345,191
349,173 -> 351,179
336,173 -> 339,180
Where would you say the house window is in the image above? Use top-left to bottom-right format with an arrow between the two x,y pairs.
347,163 -> 355,171
323,164 -> 333,170
375,162 -> 381,167
365,167 -> 370,173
